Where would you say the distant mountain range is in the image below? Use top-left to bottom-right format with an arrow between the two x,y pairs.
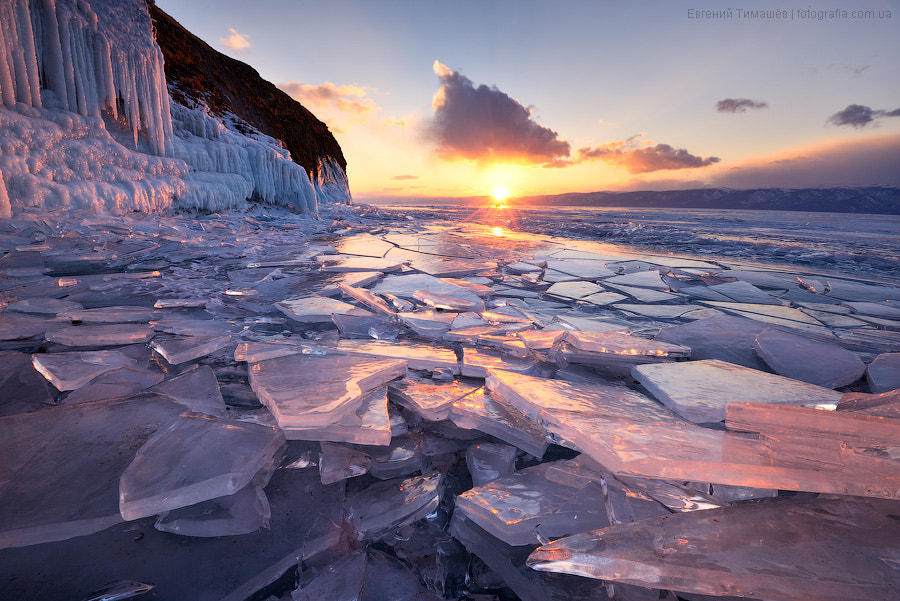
509,187 -> 900,214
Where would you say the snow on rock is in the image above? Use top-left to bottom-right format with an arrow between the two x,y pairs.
0,0 -> 345,217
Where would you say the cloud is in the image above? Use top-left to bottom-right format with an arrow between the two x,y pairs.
391,175 -> 419,180
716,98 -> 768,113
827,103 -> 900,128
709,134 -> 900,187
427,61 -> 570,165
221,28 -> 251,52
279,82 -> 375,116
571,137 -> 720,173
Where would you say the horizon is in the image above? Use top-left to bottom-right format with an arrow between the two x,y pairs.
156,0 -> 900,200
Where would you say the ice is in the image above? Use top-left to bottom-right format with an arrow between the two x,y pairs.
318,442 -> 373,484
372,273 -> 487,306
0,312 -> 65,340
319,256 -> 406,272
367,434 -> 425,479
248,352 -> 406,433
45,323 -> 153,347
838,389 -> 900,418
287,387 -> 392,446
563,330 -> 691,358
3,297 -> 82,314
632,359 -> 843,423
867,353 -> 900,393
319,270 -> 384,296
292,549 -> 443,601
543,259 -> 616,279
332,312 -> 399,339
59,366 -> 163,405
414,289 -> 485,312
150,365 -> 226,415
338,283 -> 397,316
0,395 -> 184,548
459,347 -> 540,378
388,373 -> 480,421
754,327 -> 866,388
336,339 -> 459,372
544,280 -> 605,300
0,351 -> 58,415
604,283 -> 683,303
602,269 -> 669,289
347,473 -> 443,540
155,483 -> 271,537
706,280 -> 783,304
456,461 -> 610,545
32,349 -> 135,390
823,279 -> 900,302
611,303 -> 705,318
410,258 -> 498,277
450,389 -> 549,458
59,305 -> 157,323
528,497 -> 900,601
656,315 -> 772,370
276,296 -> 361,323
400,309 -> 456,337
466,442 -> 518,486
119,413 -> 285,520
150,334 -> 231,365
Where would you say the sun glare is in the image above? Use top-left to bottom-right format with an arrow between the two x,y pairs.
492,187 -> 510,201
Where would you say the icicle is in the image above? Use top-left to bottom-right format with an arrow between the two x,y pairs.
0,171 -> 11,218
0,8 -> 17,107
17,0 -> 42,107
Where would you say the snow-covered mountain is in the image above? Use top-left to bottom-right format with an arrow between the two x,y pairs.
0,0 -> 350,218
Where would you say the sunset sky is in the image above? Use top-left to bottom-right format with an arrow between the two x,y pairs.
155,0 -> 900,201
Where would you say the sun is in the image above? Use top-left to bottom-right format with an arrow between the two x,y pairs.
492,187 -> 511,209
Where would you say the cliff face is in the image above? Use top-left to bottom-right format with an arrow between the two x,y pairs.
147,2 -> 347,186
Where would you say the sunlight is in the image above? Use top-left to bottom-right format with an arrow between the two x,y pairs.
492,226 -> 505,237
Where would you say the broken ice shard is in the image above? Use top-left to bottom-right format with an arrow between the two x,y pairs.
413,289 -> 485,312
319,442 -> 373,484
149,365 -> 227,415
388,373 -> 480,421
466,442 -> 518,486
838,389 -> 900,418
119,413 -> 285,520
32,350 -> 136,391
59,306 -> 158,323
632,359 -> 843,423
455,461 -> 609,546
528,497 -> 900,601
487,369 -> 898,498
347,473 -> 443,540
867,352 -> 900,393
0,396 -> 184,549
655,315 -> 772,370
0,351 -> 58,415
753,327 -> 865,388
60,366 -> 164,405
154,484 -> 271,537
276,295 -> 361,323
450,389 -> 549,458
288,387 -> 392,446
45,323 -> 153,347
336,339 -> 458,373
248,352 -> 406,433
150,334 -> 232,364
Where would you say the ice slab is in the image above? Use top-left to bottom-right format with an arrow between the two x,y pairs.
45,324 -> 153,347
319,270 -> 384,296
612,303 -> 705,319
838,389 -> 900,418
0,396 -> 184,549
823,279 -> 900,302
487,369 -> 895,498
151,334 -> 232,365
456,461 -> 610,546
845,301 -> 900,318
0,312 -> 65,340
602,270 -> 668,289
551,314 -> 632,333
399,310 -> 457,338
60,367 -> 164,405
564,330 -> 691,359
347,473 -> 443,540
656,315 -> 771,370
338,283 -> 397,316
867,353 -> 900,393
336,339 -> 458,373
332,313 -> 399,339
319,256 -> 406,273
466,442 -> 518,486
276,296 -> 360,323
32,350 -> 136,391
336,233 -> 398,258
706,280 -> 783,304
702,302 -> 829,333
388,374 -> 480,421
632,359 -> 843,423
528,497 -> 900,601
409,259 -> 498,277
544,281 -> 605,300
754,327 -> 865,388
0,351 -> 58,416
543,258 -> 616,279
450,389 -> 549,458
372,273 -> 484,306
603,283 -> 682,303
249,352 -> 406,432
286,387 -> 391,446
367,434 -> 425,480
414,289 -> 485,312
319,442 -> 373,484
150,365 -> 227,415
292,549 -> 443,601
59,306 -> 158,323
119,414 -> 285,520
459,347 -> 540,378
2,297 -> 83,315
155,484 -> 270,538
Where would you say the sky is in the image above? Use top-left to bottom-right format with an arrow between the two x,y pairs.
155,0 -> 900,201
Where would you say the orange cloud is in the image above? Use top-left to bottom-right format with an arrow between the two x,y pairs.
221,28 -> 250,52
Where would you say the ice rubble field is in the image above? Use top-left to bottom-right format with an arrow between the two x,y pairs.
1,203 -> 900,601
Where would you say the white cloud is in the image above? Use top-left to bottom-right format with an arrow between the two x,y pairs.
221,28 -> 251,52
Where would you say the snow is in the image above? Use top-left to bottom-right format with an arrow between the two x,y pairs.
0,0 -> 350,218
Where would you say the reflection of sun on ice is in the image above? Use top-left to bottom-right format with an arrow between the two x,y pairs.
492,187 -> 510,209
492,227 -> 505,237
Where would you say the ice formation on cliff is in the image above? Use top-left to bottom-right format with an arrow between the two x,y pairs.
0,0 -> 347,216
